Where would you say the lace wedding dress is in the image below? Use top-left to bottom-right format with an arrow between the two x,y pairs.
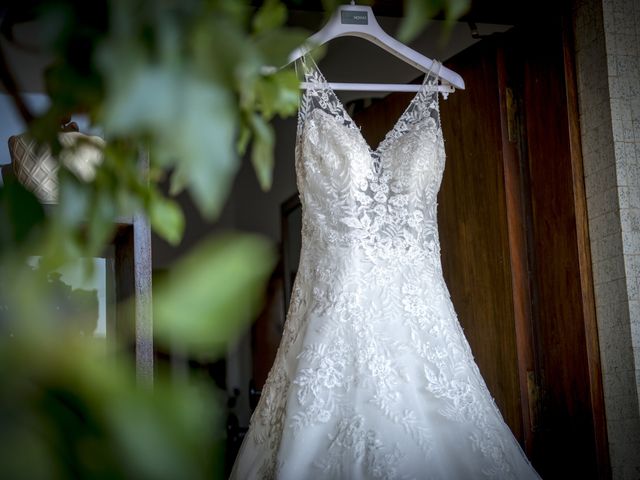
230,58 -> 541,480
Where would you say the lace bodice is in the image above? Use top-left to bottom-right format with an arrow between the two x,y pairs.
295,58 -> 446,266
230,57 -> 541,480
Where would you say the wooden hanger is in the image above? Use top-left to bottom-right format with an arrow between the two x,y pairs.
283,2 -> 465,93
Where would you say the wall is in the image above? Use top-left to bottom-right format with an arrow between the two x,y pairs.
573,0 -> 640,477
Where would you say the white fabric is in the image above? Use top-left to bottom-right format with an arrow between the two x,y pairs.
230,57 -> 541,480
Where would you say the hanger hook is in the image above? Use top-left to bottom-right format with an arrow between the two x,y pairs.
350,0 -> 356,5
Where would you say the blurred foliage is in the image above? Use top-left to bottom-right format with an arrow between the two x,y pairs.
398,0 -> 470,41
154,234 -> 276,357
0,335 -> 224,480
0,0 -> 468,478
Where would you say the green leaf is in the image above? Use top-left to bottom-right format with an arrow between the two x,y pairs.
398,0 -> 470,41
237,122 -> 252,155
0,175 -> 45,252
190,15 -> 254,88
86,188 -> 118,257
105,383 -> 219,480
166,78 -> 238,218
56,168 -> 91,228
249,113 -> 275,191
150,195 -> 185,246
254,28 -> 308,67
154,234 -> 276,356
255,69 -> 300,119
0,332 -> 222,480
252,0 -> 287,34
398,0 -> 442,43
445,0 -> 471,24
98,58 -> 239,218
320,0 -> 343,20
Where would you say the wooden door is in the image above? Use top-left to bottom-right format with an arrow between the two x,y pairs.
353,18 -> 608,479
504,19 -> 609,479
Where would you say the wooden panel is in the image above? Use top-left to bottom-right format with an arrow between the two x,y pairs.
561,17 -> 610,478
437,40 -> 524,442
514,20 -> 603,478
132,212 -> 153,386
114,216 -> 153,387
496,46 -> 537,453
114,225 -> 136,358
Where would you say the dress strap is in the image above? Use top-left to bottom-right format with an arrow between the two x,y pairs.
431,60 -> 442,76
299,54 -> 320,80
423,60 -> 441,87
296,53 -> 353,141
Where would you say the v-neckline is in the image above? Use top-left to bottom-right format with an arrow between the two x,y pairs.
301,56 -> 439,160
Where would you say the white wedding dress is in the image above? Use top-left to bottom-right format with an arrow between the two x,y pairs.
230,58 -> 541,480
